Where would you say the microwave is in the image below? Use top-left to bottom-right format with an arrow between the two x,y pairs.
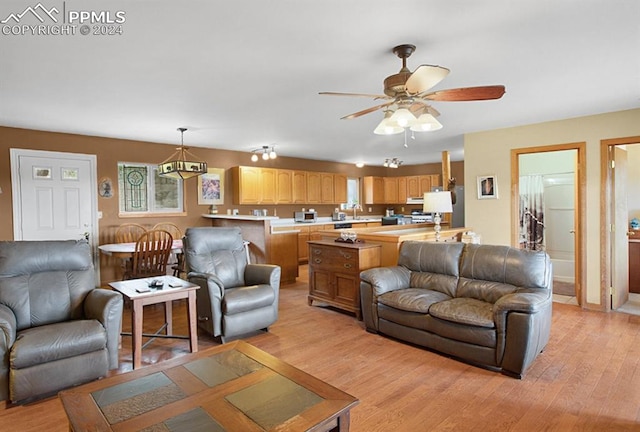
294,211 -> 317,223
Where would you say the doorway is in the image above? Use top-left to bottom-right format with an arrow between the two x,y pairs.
601,136 -> 640,311
511,142 -> 586,306
10,148 -> 100,280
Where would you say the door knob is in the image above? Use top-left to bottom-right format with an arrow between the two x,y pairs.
569,230 -> 575,234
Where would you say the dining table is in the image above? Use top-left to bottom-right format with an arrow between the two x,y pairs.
98,239 -> 183,259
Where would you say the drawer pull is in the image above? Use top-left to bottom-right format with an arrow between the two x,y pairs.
344,263 -> 352,269
314,258 -> 323,264
313,249 -> 321,255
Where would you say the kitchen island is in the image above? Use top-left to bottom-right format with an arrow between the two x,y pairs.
317,223 -> 468,266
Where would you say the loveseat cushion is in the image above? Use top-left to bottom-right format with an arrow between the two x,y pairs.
429,298 -> 495,328
378,288 -> 451,314
223,285 -> 275,315
11,320 -> 106,369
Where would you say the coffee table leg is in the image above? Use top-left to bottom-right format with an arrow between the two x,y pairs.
164,301 -> 173,335
187,291 -> 198,353
132,300 -> 143,369
333,411 -> 351,431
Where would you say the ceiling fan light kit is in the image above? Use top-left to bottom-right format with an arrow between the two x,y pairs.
158,128 -> 208,179
321,43 -> 505,140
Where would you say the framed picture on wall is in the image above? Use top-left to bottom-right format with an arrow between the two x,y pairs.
197,168 -> 225,205
477,175 -> 498,199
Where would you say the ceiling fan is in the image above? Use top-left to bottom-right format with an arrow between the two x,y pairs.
320,44 -> 506,134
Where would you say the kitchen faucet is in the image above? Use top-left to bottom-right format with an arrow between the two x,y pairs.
352,203 -> 362,219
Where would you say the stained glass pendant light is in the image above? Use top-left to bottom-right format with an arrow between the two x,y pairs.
158,128 -> 207,179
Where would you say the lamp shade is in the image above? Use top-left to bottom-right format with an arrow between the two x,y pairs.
410,113 -> 443,132
423,191 -> 453,213
389,108 -> 416,128
374,111 -> 404,135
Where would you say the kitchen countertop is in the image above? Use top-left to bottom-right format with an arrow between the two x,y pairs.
270,216 -> 383,227
201,214 -> 279,221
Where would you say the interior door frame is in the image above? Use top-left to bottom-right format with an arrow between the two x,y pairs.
10,148 -> 100,282
510,142 -> 586,306
600,136 -> 640,311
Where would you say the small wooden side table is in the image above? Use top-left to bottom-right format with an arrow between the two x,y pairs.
109,275 -> 199,369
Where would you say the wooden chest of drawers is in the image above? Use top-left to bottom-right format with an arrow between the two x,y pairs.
308,240 -> 381,319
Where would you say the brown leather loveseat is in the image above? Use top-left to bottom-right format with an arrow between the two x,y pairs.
360,241 -> 552,378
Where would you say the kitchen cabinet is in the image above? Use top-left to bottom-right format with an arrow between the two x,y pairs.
292,170 -> 307,203
407,176 -> 420,198
397,176 -> 407,204
232,166 -> 261,204
307,172 -> 322,204
363,176 -> 385,204
383,177 -> 398,204
260,168 -> 277,204
308,240 -> 381,319
276,169 -> 293,203
321,173 -> 334,203
334,174 -> 348,204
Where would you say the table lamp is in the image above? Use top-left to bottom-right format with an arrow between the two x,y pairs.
423,191 -> 453,242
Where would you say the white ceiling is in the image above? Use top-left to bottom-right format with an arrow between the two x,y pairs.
1,0 -> 638,165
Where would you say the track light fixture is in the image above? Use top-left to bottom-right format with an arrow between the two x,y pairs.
250,145 -> 277,162
383,158 -> 402,168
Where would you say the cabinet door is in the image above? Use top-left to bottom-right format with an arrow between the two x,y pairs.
276,169 -> 293,204
384,177 -> 398,204
307,172 -> 321,203
321,173 -> 335,203
309,268 -> 333,298
407,176 -> 420,198
419,175 -> 432,195
234,166 -> 260,204
397,176 -> 407,204
363,176 -> 385,204
334,272 -> 359,304
292,170 -> 307,203
431,174 -> 441,188
260,168 -> 277,204
334,174 -> 347,204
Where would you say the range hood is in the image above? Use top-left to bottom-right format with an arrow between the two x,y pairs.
406,197 -> 424,204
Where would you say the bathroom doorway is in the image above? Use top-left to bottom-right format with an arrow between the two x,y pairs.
511,142 -> 586,305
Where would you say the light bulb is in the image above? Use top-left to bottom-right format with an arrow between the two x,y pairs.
389,108 -> 416,128
269,150 -> 277,159
251,153 -> 258,162
262,152 -> 269,160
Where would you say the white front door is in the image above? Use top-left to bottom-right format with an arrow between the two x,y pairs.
10,148 -> 100,279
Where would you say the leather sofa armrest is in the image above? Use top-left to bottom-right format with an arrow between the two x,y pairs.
360,266 -> 411,296
245,264 -> 281,290
0,304 -> 17,352
0,304 -> 16,402
494,290 -> 551,315
188,271 -> 224,298
84,288 -> 124,370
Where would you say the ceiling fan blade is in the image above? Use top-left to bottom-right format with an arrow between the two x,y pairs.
341,101 -> 394,120
408,102 -> 441,118
421,85 -> 506,101
319,91 -> 389,100
405,65 -> 450,95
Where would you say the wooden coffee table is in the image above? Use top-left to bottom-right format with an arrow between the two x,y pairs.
109,275 -> 199,369
59,341 -> 358,431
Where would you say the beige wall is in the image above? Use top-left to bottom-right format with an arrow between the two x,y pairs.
627,145 -> 640,220
0,126 -> 455,282
464,108 -> 640,306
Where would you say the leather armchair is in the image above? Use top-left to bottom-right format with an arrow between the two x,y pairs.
0,240 -> 123,403
183,227 -> 280,343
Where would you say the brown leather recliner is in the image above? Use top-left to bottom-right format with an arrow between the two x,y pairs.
0,240 -> 123,403
360,241 -> 552,378
184,227 -> 280,343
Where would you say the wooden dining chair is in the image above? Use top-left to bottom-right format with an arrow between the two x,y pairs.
124,229 -> 174,280
153,222 -> 186,278
115,223 -> 147,243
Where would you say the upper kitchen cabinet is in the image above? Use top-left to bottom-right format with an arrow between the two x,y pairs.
292,170 -> 307,203
276,169 -> 293,204
334,174 -> 348,204
383,177 -> 398,204
307,172 -> 322,204
233,166 -> 261,204
321,173 -> 334,203
363,176 -> 385,204
260,168 -> 277,204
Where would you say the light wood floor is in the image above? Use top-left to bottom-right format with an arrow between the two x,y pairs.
2,267 -> 640,431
